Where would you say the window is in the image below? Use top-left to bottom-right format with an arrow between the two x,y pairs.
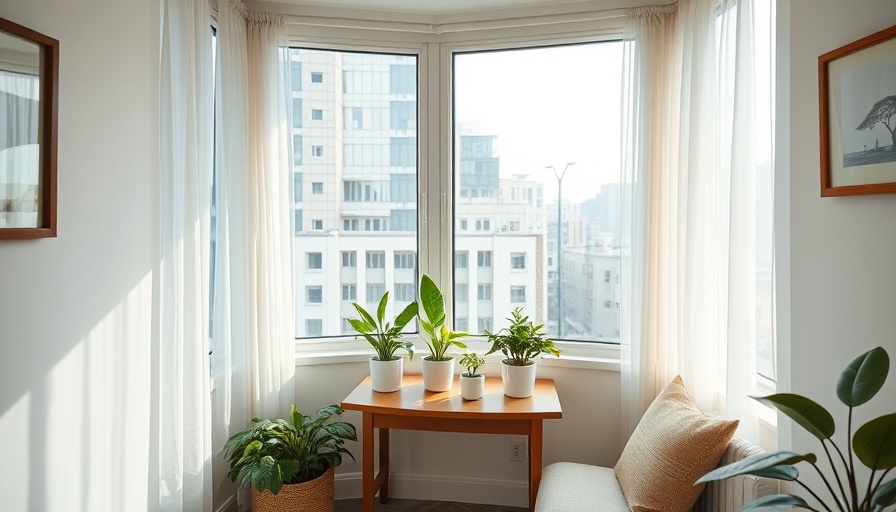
366,251 -> 385,269
459,219 -> 468,231
307,252 -> 322,270
455,251 -> 468,269
342,318 -> 354,334
455,283 -> 468,302
475,219 -> 490,231
477,317 -> 492,332
394,283 -> 416,302
604,270 -> 611,283
510,253 -> 526,270
306,319 -> 323,337
477,251 -> 492,268
294,173 -> 303,202
394,252 -> 416,269
509,220 -> 520,232
455,318 -> 468,332
306,286 -> 323,304
510,285 -> 526,303
290,48 -> 418,339
477,284 -> 492,301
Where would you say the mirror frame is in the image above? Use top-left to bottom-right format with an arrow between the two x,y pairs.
0,17 -> 58,239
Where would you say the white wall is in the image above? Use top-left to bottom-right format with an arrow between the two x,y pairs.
785,0 -> 896,498
0,0 -> 159,511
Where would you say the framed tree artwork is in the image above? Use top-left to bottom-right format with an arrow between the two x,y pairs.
819,23 -> 896,196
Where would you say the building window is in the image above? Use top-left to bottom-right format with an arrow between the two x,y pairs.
510,285 -> 526,303
475,219 -> 491,231
394,252 -> 416,269
342,285 -> 357,301
366,284 -> 385,303
311,109 -> 323,120
343,219 -> 359,231
455,283 -> 468,303
311,71 -> 323,83
342,318 -> 354,334
306,286 -> 323,304
477,251 -> 492,268
342,251 -> 357,268
509,220 -> 520,232
459,219 -> 468,231
477,284 -> 492,301
306,319 -> 323,337
604,270 -> 611,283
510,253 -> 526,270
366,251 -> 385,269
312,145 -> 324,157
455,318 -> 468,332
604,300 -> 612,308
455,251 -> 468,269
394,283 -> 416,302
477,317 -> 492,333
312,182 -> 324,194
307,252 -> 323,270
312,219 -> 323,230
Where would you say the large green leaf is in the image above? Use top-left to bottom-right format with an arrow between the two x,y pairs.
738,493 -> 814,511
853,413 -> 896,470
749,465 -> 800,481
419,274 -> 445,328
394,301 -> 418,330
696,451 -> 817,484
351,303 -> 377,332
872,477 -> 896,508
752,393 -> 835,440
376,292 -> 389,325
837,346 -> 889,407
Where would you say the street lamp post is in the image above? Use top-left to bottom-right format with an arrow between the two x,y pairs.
547,163 -> 574,338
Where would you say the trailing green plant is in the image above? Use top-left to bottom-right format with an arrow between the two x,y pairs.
348,292 -> 417,361
460,352 -> 486,377
223,405 -> 357,495
418,274 -> 468,361
484,307 -> 560,366
697,346 -> 896,512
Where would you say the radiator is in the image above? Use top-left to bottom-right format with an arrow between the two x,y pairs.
693,436 -> 779,512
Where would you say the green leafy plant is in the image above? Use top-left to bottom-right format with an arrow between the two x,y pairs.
697,346 -> 896,512
348,292 -> 417,361
484,307 -> 560,366
223,405 -> 357,495
460,352 -> 486,377
418,274 -> 468,361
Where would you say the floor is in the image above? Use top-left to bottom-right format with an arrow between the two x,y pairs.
334,498 -> 527,511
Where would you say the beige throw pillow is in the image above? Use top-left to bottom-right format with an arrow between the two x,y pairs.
614,376 -> 738,512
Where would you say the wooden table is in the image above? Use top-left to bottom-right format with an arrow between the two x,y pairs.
341,374 -> 562,512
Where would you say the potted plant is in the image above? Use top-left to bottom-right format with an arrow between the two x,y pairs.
223,404 -> 357,512
418,274 -> 468,392
348,292 -> 417,392
698,346 -> 896,512
460,351 -> 487,400
485,307 -> 560,398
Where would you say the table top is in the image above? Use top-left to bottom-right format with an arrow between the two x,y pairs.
341,374 -> 562,420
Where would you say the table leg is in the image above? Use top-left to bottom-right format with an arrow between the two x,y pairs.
529,420 -> 543,511
378,427 -> 390,503
362,413 -> 374,512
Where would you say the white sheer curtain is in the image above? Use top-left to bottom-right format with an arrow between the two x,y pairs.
211,3 -> 295,493
621,0 -> 774,444
158,0 -> 214,509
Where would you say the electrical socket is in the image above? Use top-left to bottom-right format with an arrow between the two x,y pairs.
509,437 -> 527,462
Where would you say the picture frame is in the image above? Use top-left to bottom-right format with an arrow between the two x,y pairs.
819,23 -> 896,197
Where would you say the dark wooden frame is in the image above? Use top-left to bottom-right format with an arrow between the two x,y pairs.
819,23 -> 896,197
0,17 -> 58,238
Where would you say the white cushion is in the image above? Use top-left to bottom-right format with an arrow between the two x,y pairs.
534,462 -> 630,512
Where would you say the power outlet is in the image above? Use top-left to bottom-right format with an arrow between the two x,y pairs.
509,438 -> 527,462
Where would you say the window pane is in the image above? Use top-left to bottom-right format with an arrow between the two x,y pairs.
453,42 -> 623,340
292,48 -> 418,339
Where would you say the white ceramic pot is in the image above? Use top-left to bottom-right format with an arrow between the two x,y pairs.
369,357 -> 403,393
460,374 -> 485,400
501,360 -> 537,398
422,357 -> 455,392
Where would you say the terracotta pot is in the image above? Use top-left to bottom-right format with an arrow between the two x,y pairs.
251,466 -> 334,512
501,360 -> 537,398
460,373 -> 485,400
369,356 -> 403,392
422,357 -> 455,392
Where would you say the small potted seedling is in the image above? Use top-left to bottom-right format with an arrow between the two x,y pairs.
459,352 -> 487,401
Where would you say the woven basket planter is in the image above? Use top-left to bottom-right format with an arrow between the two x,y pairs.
251,466 -> 335,512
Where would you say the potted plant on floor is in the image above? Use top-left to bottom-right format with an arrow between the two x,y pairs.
460,351 -> 487,400
224,404 -> 357,512
418,274 -> 468,392
697,346 -> 896,512
348,292 -> 418,392
485,308 -> 560,398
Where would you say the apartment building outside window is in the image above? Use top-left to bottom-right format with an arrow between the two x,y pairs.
477,251 -> 492,268
510,253 -> 525,270
307,252 -> 322,270
366,251 -> 385,269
